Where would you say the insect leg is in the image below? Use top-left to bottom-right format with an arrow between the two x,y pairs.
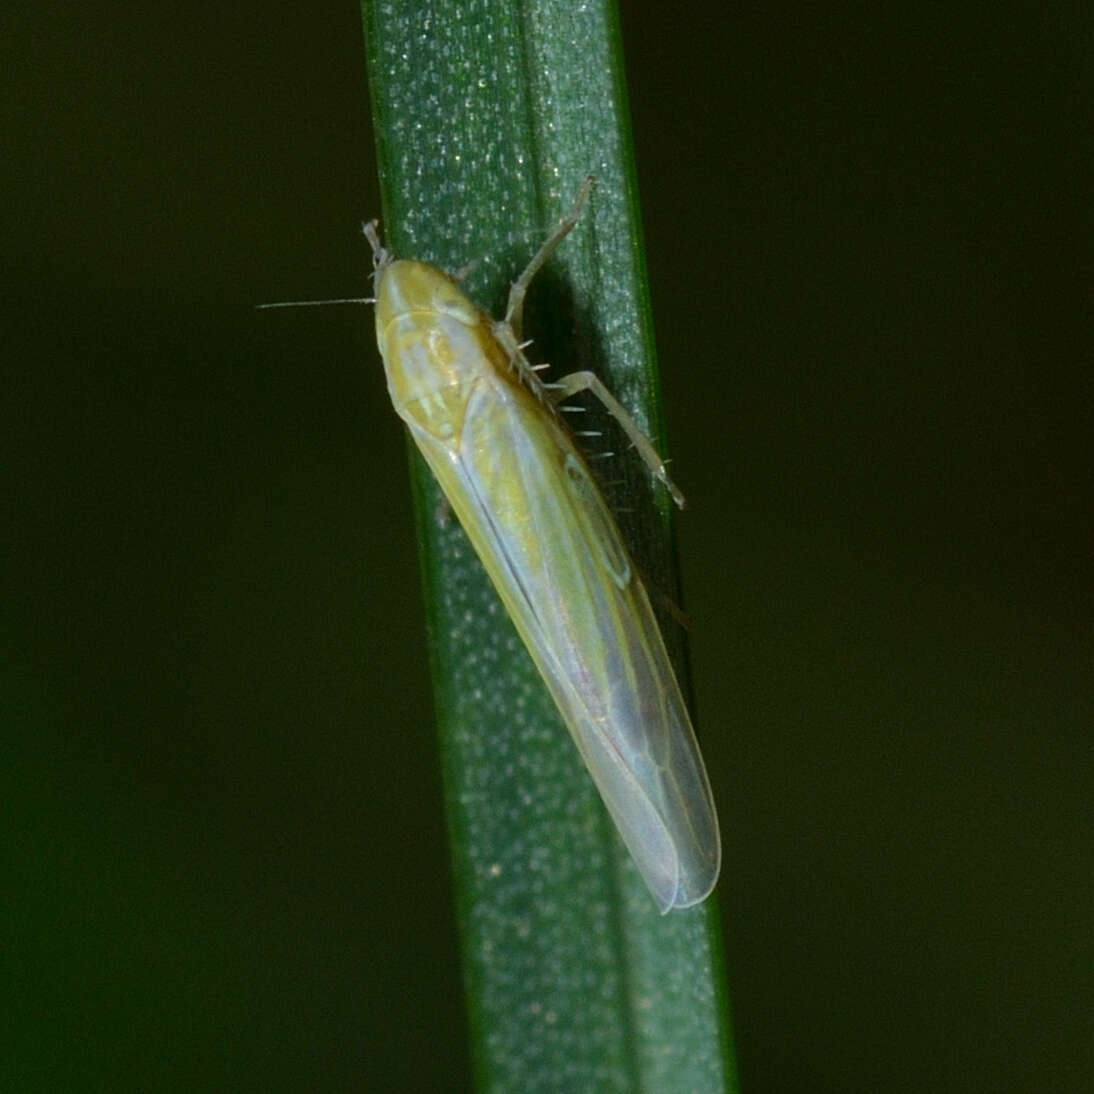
504,176 -> 596,342
362,220 -> 392,271
549,371 -> 686,509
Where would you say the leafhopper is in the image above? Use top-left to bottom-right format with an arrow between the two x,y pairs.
366,180 -> 720,911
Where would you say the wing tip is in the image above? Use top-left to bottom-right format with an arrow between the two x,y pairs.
660,847 -> 722,914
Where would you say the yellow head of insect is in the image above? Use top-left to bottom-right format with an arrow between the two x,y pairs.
374,259 -> 504,420
375,260 -> 479,334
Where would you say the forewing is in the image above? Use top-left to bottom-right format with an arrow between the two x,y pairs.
406,377 -> 719,911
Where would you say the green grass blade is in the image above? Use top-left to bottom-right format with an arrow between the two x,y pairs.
360,1 -> 738,1089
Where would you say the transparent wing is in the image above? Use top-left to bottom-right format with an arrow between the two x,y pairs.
409,375 -> 720,911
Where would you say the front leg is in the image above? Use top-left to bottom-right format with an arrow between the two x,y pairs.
504,177 -> 597,343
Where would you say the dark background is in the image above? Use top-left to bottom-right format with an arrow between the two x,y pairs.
4,3 -> 1091,1091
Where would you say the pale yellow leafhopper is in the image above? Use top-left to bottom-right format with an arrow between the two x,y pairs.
366,180 -> 719,911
